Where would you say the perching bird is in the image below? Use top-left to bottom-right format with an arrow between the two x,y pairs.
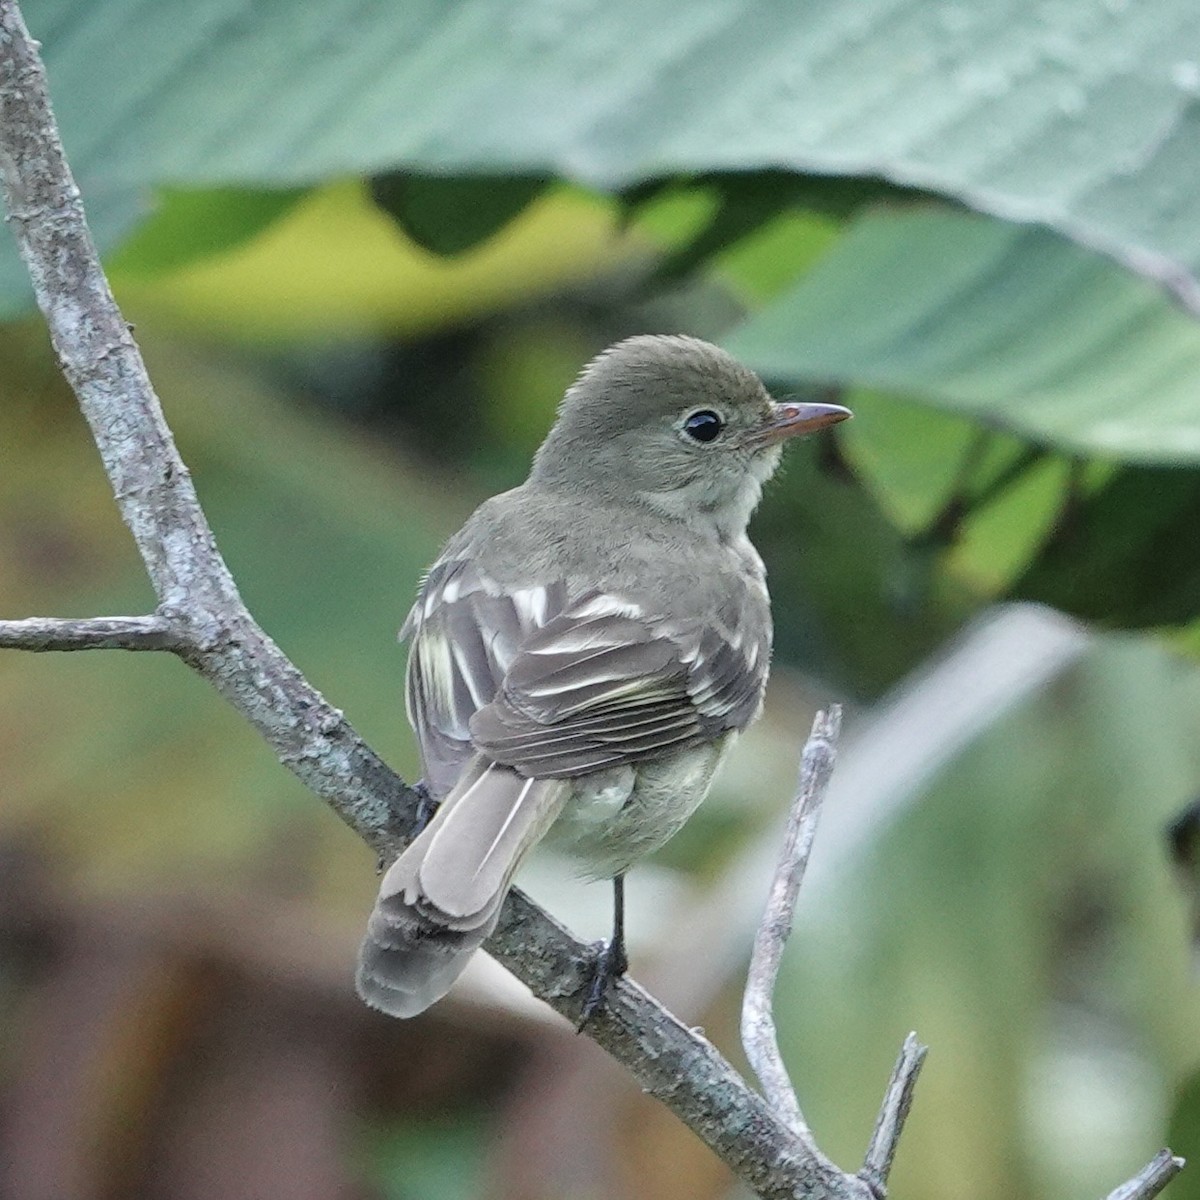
357,334 -> 850,1020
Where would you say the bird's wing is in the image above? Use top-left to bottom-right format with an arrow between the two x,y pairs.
469,591 -> 769,778
403,559 -> 570,796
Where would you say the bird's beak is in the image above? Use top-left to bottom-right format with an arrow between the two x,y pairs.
755,399 -> 853,444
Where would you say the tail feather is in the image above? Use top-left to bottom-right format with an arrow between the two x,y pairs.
356,759 -> 567,1018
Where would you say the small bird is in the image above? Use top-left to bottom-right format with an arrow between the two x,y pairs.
357,335 -> 850,1020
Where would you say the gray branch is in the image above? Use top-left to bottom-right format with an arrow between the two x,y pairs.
742,707 -> 843,1146
1105,1151 -> 1185,1200
0,615 -> 182,651
741,710 -> 929,1198
0,4 -> 1183,1198
860,1034 -> 928,1195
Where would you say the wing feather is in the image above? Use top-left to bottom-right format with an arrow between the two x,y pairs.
404,560 -> 769,789
404,561 -> 570,796
471,594 -> 768,778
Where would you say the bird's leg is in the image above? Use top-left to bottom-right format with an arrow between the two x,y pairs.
412,780 -> 440,835
579,873 -> 629,1029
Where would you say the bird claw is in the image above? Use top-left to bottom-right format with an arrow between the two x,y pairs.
577,938 -> 629,1030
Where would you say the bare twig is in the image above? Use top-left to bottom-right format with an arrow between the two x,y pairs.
739,713 -> 932,1200
1106,1150 -> 1185,1200
860,1033 -> 928,1195
742,706 -> 842,1148
0,615 -> 182,652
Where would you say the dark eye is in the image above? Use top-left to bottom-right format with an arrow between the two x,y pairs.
682,410 -> 724,443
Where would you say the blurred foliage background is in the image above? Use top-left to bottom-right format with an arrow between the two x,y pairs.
3,1 -> 1200,1198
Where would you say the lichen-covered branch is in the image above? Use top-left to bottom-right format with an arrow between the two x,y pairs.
0,615 -> 181,651
493,893 -> 857,1199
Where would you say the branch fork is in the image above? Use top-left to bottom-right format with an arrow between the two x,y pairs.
0,2 -> 1184,1196
740,708 -> 926,1198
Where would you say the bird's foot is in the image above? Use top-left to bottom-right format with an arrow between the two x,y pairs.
577,938 -> 629,1031
412,781 -> 440,835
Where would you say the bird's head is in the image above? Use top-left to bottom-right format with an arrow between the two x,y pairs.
529,335 -> 851,538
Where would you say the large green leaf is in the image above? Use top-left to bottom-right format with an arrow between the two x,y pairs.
725,207 -> 1200,463
107,187 -> 307,276
643,171 -> 916,288
20,0 -> 1200,312
836,390 -> 1077,594
369,174 -> 551,257
1010,465 -> 1200,627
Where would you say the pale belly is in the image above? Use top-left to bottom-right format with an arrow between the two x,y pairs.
547,735 -> 736,879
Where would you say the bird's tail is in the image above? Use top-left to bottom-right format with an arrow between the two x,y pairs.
356,757 -> 568,1018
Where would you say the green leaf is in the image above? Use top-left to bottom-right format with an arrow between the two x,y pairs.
107,182 -> 623,341
649,172 -> 917,287
726,208 -> 1200,463
839,392 -> 1002,534
753,437 -> 971,697
1010,465 -> 1200,627
106,187 -> 307,276
22,0 -> 1200,311
1168,1070 -> 1200,1200
369,173 -> 550,256
714,206 -> 841,305
839,391 -> 1071,592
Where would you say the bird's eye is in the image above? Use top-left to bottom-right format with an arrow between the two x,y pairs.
682,410 -> 725,443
